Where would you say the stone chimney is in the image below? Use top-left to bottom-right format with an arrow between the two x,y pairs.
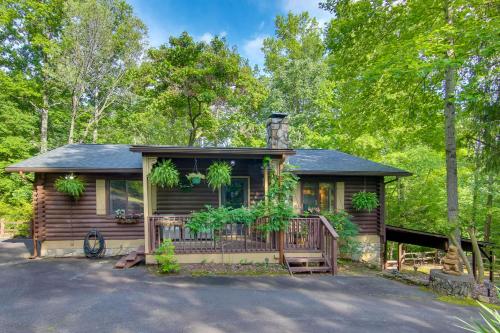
266,113 -> 289,149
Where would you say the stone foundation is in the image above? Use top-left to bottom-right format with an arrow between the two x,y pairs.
350,235 -> 381,265
40,239 -> 144,257
429,269 -> 475,297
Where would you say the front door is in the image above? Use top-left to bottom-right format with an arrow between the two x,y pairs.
221,178 -> 249,208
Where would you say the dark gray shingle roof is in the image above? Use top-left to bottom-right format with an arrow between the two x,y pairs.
5,144 -> 142,173
289,149 -> 410,176
6,144 -> 410,176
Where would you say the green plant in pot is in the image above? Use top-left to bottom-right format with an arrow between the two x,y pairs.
149,159 -> 180,188
186,172 -> 205,185
206,161 -> 232,190
351,191 -> 379,212
54,174 -> 85,199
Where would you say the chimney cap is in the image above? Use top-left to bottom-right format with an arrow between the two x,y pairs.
269,113 -> 288,119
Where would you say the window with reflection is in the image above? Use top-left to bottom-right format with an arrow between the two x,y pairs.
109,180 -> 143,215
302,182 -> 335,213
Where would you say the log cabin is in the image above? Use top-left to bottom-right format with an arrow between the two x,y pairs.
6,114 -> 410,272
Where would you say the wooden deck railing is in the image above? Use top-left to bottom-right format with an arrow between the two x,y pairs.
149,215 -> 277,254
149,214 -> 338,274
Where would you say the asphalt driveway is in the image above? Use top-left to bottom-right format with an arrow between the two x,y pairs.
0,241 -> 480,333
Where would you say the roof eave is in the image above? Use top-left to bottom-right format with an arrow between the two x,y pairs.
292,170 -> 412,177
4,167 -> 143,173
129,146 -> 295,158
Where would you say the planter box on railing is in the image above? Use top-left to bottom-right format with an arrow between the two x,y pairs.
115,214 -> 143,224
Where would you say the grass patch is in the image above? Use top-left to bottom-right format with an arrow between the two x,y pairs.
436,295 -> 500,310
338,259 -> 380,276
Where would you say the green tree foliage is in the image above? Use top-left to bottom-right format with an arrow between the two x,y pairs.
263,12 -> 334,147
136,32 -> 265,146
320,0 -> 498,246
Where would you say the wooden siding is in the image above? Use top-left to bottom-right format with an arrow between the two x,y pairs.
34,173 -> 144,241
299,175 -> 384,235
156,158 -> 264,214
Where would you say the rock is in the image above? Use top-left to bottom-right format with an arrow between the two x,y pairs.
442,245 -> 462,275
429,269 -> 475,297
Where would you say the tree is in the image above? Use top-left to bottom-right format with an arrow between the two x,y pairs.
0,0 -> 64,153
49,0 -> 145,144
139,32 -> 258,146
263,12 -> 333,147
320,0 -> 499,269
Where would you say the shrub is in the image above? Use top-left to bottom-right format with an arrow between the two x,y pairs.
155,239 -> 180,273
54,174 -> 85,199
206,161 -> 232,190
187,206 -> 231,233
149,160 -> 180,188
352,191 -> 379,212
323,210 -> 361,257
229,207 -> 257,226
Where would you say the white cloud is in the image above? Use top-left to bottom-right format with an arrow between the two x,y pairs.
243,35 -> 267,69
197,31 -> 228,43
280,0 -> 332,27
199,32 -> 214,43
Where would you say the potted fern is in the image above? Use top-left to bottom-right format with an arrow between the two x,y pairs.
352,191 -> 379,212
54,174 -> 85,199
149,159 -> 180,188
206,161 -> 232,190
186,172 -> 205,185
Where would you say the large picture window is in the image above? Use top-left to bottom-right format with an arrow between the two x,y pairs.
109,180 -> 143,215
221,178 -> 249,208
302,182 -> 335,213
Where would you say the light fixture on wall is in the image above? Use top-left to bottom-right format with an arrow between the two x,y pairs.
230,160 -> 236,167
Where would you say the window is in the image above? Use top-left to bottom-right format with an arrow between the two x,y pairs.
302,182 -> 335,213
221,178 -> 249,208
109,180 -> 143,215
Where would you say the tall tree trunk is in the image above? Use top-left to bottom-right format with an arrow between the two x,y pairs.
40,92 -> 49,153
484,174 -> 493,242
469,156 -> 484,282
469,227 -> 484,283
444,0 -> 460,247
68,93 -> 79,144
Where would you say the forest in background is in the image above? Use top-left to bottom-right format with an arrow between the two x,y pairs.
0,0 -> 498,250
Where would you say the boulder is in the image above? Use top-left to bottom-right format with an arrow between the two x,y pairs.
429,269 -> 475,297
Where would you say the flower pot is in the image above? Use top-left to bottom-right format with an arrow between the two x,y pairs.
190,177 -> 201,185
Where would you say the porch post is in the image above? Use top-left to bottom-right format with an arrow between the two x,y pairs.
142,156 -> 157,253
278,158 -> 285,264
397,243 -> 404,271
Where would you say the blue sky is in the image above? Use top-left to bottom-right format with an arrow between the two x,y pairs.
127,0 -> 331,69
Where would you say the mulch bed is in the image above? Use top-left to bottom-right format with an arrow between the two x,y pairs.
151,263 -> 289,277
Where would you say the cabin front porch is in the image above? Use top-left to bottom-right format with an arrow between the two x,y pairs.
134,147 -> 339,274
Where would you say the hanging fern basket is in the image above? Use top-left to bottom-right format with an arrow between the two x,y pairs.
54,174 -> 86,199
351,191 -> 379,212
149,159 -> 180,188
206,161 -> 232,190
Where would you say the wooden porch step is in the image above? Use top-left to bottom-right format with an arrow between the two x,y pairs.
114,247 -> 145,269
289,266 -> 331,274
285,256 -> 331,275
285,257 -> 325,264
